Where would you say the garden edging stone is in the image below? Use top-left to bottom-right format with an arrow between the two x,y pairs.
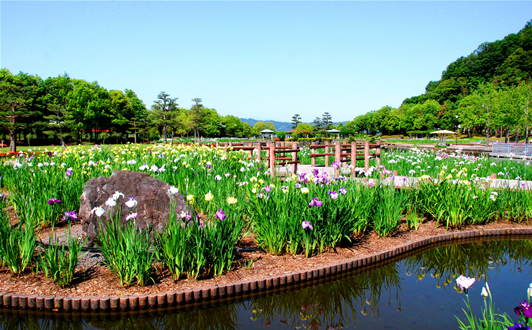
0,227 -> 531,312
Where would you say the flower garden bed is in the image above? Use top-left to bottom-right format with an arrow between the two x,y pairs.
1,144 -> 532,311
0,221 -> 531,311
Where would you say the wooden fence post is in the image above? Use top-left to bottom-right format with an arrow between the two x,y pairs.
269,143 -> 276,178
335,141 -> 341,177
247,142 -> 253,158
311,142 -> 316,167
292,142 -> 299,174
256,142 -> 262,162
325,145 -> 329,167
376,141 -> 381,167
351,142 -> 357,176
364,140 -> 370,172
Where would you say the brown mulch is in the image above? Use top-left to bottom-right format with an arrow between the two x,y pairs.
0,220 -> 530,298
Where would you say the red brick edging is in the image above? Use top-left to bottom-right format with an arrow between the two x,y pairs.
0,227 -> 530,312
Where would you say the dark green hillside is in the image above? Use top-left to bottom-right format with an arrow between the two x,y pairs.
349,20 -> 532,139
404,20 -> 532,106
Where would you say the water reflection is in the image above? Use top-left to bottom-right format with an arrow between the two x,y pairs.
245,264 -> 402,329
1,236 -> 531,329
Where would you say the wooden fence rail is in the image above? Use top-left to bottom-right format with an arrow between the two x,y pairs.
308,141 -> 381,175
217,141 -> 380,177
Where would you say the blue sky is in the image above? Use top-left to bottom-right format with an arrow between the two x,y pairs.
2,1 -> 531,123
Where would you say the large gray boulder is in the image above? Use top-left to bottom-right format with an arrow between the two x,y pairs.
79,170 -> 187,246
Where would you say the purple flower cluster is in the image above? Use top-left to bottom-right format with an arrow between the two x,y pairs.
216,208 -> 227,221
47,198 -> 61,205
508,323 -> 531,330
328,190 -> 339,200
299,173 -> 309,185
515,301 -> 532,319
308,198 -> 323,207
62,210 -> 78,221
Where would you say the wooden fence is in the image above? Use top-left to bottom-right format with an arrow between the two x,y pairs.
219,141 -> 381,177
308,141 -> 381,173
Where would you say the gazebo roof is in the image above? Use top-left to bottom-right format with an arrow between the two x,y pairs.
430,130 -> 456,134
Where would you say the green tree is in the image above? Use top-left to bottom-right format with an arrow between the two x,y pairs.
41,74 -> 74,146
0,70 -> 41,152
294,122 -> 314,138
125,89 -> 148,143
197,107 -> 221,138
191,98 -> 202,142
151,91 -> 178,143
253,121 -> 276,134
109,90 -> 133,143
291,114 -> 302,130
514,82 -> 532,143
66,79 -> 112,143
322,112 -> 333,130
222,115 -> 252,137
313,117 -> 323,134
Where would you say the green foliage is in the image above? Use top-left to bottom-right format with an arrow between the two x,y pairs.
291,114 -> 301,130
4,162 -> 83,228
156,205 -> 245,280
253,121 -> 276,134
297,138 -> 317,142
97,206 -> 154,287
276,131 -> 286,141
372,186 -> 408,237
416,176 -> 499,228
0,222 -> 36,274
346,21 -> 532,138
38,227 -> 85,288
248,181 -> 381,257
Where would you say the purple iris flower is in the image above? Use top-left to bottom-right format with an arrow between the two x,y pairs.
62,210 -> 78,221
515,301 -> 532,318
302,221 -> 313,230
308,198 -> 323,207
508,324 -> 531,330
339,187 -> 347,194
331,161 -> 341,169
47,198 -> 61,205
65,168 -> 73,176
329,190 -> 339,200
216,209 -> 227,221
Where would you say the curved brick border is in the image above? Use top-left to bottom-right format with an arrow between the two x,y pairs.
0,227 -> 531,312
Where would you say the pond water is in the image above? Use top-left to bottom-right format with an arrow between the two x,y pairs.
1,236 -> 531,329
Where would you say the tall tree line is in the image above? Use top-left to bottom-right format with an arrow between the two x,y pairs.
0,70 -> 254,152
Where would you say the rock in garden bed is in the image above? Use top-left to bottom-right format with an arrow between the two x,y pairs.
79,170 -> 187,246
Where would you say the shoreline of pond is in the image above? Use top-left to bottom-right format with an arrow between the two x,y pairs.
1,223 -> 531,313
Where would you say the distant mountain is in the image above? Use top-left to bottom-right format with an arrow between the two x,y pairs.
239,118 -> 293,132
240,118 -> 347,132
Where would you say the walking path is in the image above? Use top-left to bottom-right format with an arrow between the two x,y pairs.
276,164 -> 532,190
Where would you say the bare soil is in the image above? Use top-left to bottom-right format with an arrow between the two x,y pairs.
1,219 -> 530,298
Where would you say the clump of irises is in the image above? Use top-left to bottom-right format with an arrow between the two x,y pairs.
456,275 -> 532,329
